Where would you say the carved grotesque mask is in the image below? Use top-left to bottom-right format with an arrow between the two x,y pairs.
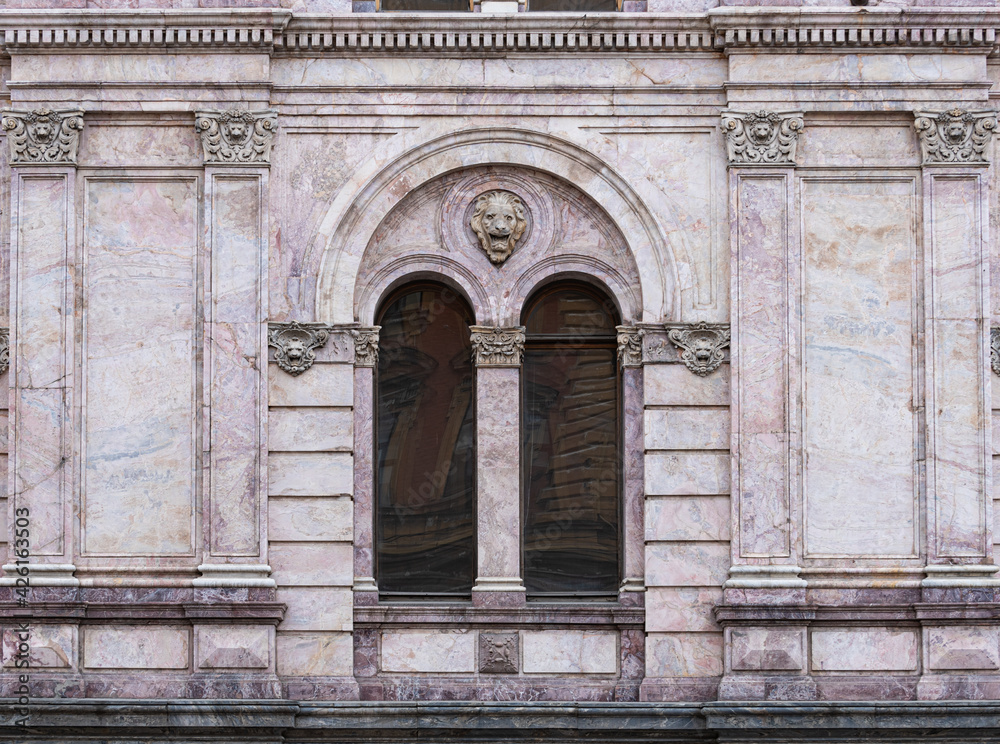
223,119 -> 250,144
470,191 -> 527,265
749,121 -> 773,145
945,120 -> 967,145
284,337 -> 306,365
29,113 -> 55,144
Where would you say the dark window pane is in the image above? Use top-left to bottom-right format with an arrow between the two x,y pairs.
381,0 -> 469,10
524,287 -> 617,337
376,284 -> 476,597
522,284 -> 620,597
528,0 -> 617,10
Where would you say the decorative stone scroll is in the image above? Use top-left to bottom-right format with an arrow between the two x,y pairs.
1,109 -> 84,164
479,632 -> 518,674
991,328 -> 1000,377
267,321 -> 330,376
0,328 -> 9,376
616,325 -> 644,368
721,110 -> 804,166
470,326 -> 525,367
470,190 -> 527,265
195,109 -> 278,164
351,326 -> 380,368
914,109 -> 997,165
665,322 -> 731,376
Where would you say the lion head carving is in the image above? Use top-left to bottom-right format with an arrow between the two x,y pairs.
470,191 -> 527,265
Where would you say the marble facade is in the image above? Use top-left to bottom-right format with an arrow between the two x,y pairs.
1,0 -> 1000,740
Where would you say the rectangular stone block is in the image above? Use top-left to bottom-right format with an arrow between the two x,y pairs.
522,630 -> 617,674
277,587 -> 351,631
645,364 -> 729,407
926,626 -> 1000,671
644,408 -> 729,451
2,624 -> 75,670
646,587 -> 722,633
646,542 -> 730,587
269,496 -> 352,542
269,542 -> 352,586
381,630 -> 475,673
268,452 -> 353,496
195,625 -> 270,670
730,628 -> 805,672
811,629 -> 918,672
644,452 -> 730,496
269,407 -> 352,452
268,363 -> 353,407
83,627 -> 189,670
646,632 -> 723,677
645,496 -> 731,542
277,631 -> 352,677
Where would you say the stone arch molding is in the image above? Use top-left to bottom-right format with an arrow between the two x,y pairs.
314,127 -> 677,325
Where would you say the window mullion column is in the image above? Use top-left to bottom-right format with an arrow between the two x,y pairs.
470,326 -> 527,605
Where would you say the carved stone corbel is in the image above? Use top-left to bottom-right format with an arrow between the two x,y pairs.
616,325 -> 644,369
914,109 -> 997,165
0,328 -> 9,376
991,328 -> 1000,377
267,322 -> 330,376
470,326 -> 525,367
351,326 -> 380,368
195,108 -> 278,164
721,110 -> 804,166
664,322 -> 731,376
1,109 -> 84,164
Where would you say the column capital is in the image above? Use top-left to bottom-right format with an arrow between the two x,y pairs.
616,325 -> 644,369
351,326 -> 380,368
195,108 -> 278,165
470,325 -> 525,367
1,108 -> 84,165
721,110 -> 803,167
914,108 -> 996,165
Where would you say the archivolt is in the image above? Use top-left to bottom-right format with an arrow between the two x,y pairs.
314,127 -> 677,325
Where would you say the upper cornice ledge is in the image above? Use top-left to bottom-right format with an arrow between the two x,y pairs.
0,8 -> 996,55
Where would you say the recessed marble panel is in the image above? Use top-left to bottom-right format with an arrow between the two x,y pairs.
381,630 -> 475,673
2,624 -> 75,669
730,628 -> 804,672
277,631 -> 352,677
926,626 -> 1000,671
83,626 -> 189,670
811,629 -> 918,672
522,630 -> 617,675
801,179 -> 917,558
82,178 -> 198,556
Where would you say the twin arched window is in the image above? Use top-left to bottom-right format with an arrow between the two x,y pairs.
375,280 -> 621,600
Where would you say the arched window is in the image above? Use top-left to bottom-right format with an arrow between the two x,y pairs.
521,282 -> 621,599
375,283 -> 476,598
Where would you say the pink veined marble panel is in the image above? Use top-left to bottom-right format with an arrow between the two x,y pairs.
380,630 -> 475,673
810,629 -> 918,672
83,626 -> 189,670
13,174 -> 71,557
926,173 -> 990,558
276,632 -> 353,677
733,174 -> 789,559
801,179 -> 917,558
521,630 -> 618,675
82,178 -> 198,556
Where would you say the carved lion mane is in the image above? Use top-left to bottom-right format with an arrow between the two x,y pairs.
470,190 -> 527,265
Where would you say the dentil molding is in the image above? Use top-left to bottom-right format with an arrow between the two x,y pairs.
351,326 -> 381,368
470,326 -> 525,367
721,110 -> 803,166
616,325 -> 644,369
195,108 -> 278,164
1,109 -> 84,164
267,321 -> 330,376
914,109 -> 997,165
664,322 -> 731,377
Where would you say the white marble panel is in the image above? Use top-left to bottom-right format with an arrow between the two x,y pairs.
644,452 -> 730,496
381,630 -> 475,673
269,408 -> 352,452
644,364 -> 729,407
269,542 -> 352,586
646,632 -> 723,677
268,363 -> 353,407
82,178 -> 197,556
83,627 -> 189,670
646,542 -> 730,587
268,453 -> 353,497
801,179 -> 917,557
644,408 -> 729,451
645,496 -> 731,542
269,496 -> 353,542
811,629 -> 918,672
277,587 -> 352,631
276,631 -> 352,677
522,630 -> 617,674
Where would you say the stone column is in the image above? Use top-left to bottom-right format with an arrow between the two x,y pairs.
470,326 -> 525,606
722,110 -> 807,601
617,326 -> 645,601
194,108 -> 277,589
350,326 -> 379,604
2,109 -> 84,588
914,109 -> 998,597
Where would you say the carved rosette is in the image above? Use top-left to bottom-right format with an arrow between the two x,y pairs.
267,322 -> 330,376
479,632 -> 518,674
991,328 -> 1000,377
665,322 -> 731,376
1,109 -> 84,164
195,108 -> 278,164
470,190 -> 528,265
721,110 -> 804,166
914,109 -> 997,164
616,325 -> 644,368
351,326 -> 381,368
0,328 -> 9,376
470,326 -> 525,367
